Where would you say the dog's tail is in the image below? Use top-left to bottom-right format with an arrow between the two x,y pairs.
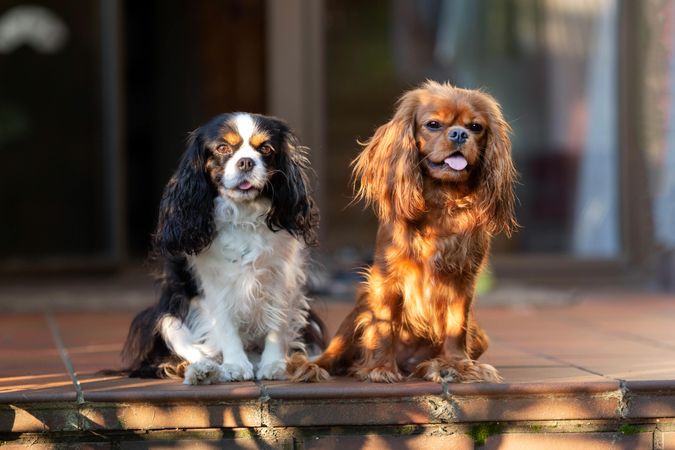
96,307 -> 162,378
100,306 -> 180,379
96,368 -> 129,377
97,362 -> 184,379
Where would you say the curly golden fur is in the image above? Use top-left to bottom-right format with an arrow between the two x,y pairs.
289,81 -> 517,383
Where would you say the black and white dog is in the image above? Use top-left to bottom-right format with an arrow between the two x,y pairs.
121,113 -> 324,384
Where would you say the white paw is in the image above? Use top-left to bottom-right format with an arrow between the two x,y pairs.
218,359 -> 255,381
256,359 -> 287,380
183,360 -> 222,385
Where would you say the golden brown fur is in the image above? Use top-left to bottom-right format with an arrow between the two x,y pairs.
289,81 -> 517,383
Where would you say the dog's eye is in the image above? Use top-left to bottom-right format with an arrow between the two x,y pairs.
467,123 -> 484,133
259,144 -> 274,156
425,121 -> 442,130
215,143 -> 233,155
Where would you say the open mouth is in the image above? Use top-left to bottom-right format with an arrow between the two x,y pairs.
224,177 -> 263,201
237,180 -> 254,191
427,152 -> 468,172
226,179 -> 261,197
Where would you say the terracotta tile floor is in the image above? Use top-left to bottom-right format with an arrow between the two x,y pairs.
1,294 -> 675,402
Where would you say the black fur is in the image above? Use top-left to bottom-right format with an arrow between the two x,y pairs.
263,126 -> 319,247
153,131 -> 217,257
121,256 -> 199,377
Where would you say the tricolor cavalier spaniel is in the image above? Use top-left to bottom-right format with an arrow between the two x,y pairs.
291,81 -> 517,383
121,113 -> 323,384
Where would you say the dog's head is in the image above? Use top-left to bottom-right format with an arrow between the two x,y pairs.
353,80 -> 517,235
154,113 -> 318,256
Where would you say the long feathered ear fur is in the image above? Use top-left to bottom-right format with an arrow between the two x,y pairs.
153,130 -> 216,256
265,128 -> 319,247
352,90 -> 425,222
473,93 -> 518,236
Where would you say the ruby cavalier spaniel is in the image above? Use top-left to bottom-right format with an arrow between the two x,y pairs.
290,81 -> 517,383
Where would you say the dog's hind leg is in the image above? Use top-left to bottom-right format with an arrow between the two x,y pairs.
466,313 -> 490,360
159,315 -> 221,385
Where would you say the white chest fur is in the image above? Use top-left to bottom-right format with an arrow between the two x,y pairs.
188,197 -> 307,347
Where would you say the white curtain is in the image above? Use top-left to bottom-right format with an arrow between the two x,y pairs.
572,0 -> 619,257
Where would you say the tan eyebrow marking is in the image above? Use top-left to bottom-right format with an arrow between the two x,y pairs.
250,133 -> 270,148
223,131 -> 242,146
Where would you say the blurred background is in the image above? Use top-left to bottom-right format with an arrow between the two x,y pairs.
1,0 -> 675,309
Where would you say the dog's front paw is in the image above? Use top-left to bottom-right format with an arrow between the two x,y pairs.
256,359 -> 287,380
354,365 -> 403,383
415,360 -> 460,383
183,360 -> 222,385
472,362 -> 502,383
414,357 -> 502,383
218,359 -> 255,381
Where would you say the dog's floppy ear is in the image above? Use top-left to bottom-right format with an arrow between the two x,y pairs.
153,130 -> 216,256
352,90 -> 425,222
265,126 -> 319,247
474,94 -> 518,236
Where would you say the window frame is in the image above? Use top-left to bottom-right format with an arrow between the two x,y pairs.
489,0 -> 653,286
280,0 -> 654,287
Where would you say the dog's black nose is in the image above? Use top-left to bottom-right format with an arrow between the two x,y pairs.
237,157 -> 255,172
448,127 -> 469,144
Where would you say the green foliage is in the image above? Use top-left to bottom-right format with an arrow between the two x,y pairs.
476,267 -> 495,295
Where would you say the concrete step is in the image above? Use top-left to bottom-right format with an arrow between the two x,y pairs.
2,295 -> 675,448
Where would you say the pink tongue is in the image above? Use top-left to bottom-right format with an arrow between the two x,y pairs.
238,180 -> 253,190
444,154 -> 468,171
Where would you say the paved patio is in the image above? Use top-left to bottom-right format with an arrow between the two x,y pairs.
1,293 -> 675,448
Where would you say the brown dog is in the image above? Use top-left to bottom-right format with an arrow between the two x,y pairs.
290,81 -> 517,383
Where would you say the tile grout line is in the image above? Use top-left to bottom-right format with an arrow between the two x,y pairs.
46,313 -> 84,404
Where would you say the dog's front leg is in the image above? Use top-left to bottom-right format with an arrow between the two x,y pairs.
415,289 -> 501,383
256,329 -> 288,380
214,315 -> 254,381
353,276 -> 403,383
444,292 -> 472,359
